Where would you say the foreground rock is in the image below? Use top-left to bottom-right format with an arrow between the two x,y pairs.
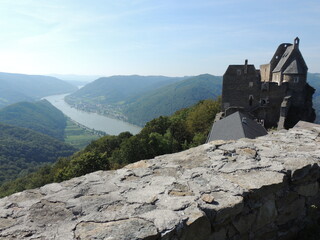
1,124 -> 320,239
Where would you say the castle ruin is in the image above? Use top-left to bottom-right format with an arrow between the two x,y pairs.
221,37 -> 315,129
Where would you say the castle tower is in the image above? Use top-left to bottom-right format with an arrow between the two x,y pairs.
220,38 -> 315,129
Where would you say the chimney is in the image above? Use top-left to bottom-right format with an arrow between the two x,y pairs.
294,37 -> 300,49
244,59 -> 248,74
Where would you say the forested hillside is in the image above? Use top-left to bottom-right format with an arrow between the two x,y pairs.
0,123 -> 76,185
65,75 -> 185,104
65,74 -> 222,125
0,98 -> 221,197
123,74 -> 222,125
65,73 -> 319,126
0,100 -> 67,141
0,72 -> 77,108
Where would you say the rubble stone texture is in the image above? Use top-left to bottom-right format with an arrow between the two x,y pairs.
1,124 -> 320,239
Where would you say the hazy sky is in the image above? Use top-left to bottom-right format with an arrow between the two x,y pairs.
1,0 -> 320,77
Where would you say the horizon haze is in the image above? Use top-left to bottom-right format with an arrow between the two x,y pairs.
1,0 -> 320,77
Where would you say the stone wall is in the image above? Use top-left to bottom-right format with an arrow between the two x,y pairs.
0,124 -> 320,240
222,64 -> 260,112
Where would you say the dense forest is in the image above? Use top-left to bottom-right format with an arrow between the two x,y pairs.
0,98 -> 221,197
0,123 -> 76,185
123,74 -> 223,125
0,100 -> 105,188
0,100 -> 67,141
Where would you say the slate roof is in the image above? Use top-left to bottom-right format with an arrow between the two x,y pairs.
272,45 -> 307,74
283,59 -> 306,74
273,45 -> 293,73
206,111 -> 268,142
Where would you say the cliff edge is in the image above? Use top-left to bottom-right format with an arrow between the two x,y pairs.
1,123 -> 320,239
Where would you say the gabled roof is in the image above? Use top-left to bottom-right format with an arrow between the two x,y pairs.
283,59 -> 306,74
273,45 -> 294,73
272,45 -> 308,74
206,111 -> 268,142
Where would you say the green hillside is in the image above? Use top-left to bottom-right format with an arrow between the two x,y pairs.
66,75 -> 185,104
0,123 -> 76,184
123,74 -> 222,126
0,83 -> 33,106
0,72 -> 78,108
64,74 -> 222,126
0,100 -> 103,149
0,98 -> 221,197
64,75 -> 186,119
0,100 -> 67,141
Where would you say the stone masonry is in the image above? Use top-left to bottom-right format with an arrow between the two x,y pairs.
1,124 -> 320,239
221,38 -> 315,129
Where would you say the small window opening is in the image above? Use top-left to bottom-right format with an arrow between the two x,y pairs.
260,98 -> 269,106
249,95 -> 253,106
249,82 -> 253,87
237,69 -> 241,76
294,77 -> 299,83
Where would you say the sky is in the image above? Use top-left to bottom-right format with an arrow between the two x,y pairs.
0,0 -> 320,77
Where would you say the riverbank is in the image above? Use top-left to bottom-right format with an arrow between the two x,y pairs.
43,94 -> 142,135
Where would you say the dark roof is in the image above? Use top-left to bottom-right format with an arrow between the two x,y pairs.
206,111 -> 268,142
283,59 -> 306,74
224,64 -> 257,75
273,45 -> 293,73
272,45 -> 307,74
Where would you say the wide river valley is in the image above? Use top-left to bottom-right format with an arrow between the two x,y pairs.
44,94 -> 142,135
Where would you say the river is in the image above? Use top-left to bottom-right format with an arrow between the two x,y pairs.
43,94 -> 142,135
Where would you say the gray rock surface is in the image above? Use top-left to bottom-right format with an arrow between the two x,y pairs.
0,125 -> 320,239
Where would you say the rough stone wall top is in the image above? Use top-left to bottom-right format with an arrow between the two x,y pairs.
1,125 -> 320,239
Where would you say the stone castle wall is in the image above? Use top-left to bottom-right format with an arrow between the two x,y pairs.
0,124 -> 320,239
222,64 -> 260,112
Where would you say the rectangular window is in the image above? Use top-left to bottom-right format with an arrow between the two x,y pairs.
237,69 -> 241,76
249,82 -> 253,87
294,77 -> 299,83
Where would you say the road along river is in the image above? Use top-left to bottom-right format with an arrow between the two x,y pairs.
44,94 -> 142,135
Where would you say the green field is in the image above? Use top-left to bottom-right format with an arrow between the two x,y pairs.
64,120 -> 104,149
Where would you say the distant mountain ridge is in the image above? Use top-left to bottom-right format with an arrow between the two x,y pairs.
66,75 -> 187,104
65,74 -> 222,126
0,72 -> 77,108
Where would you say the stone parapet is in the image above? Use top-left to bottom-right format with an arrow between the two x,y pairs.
1,125 -> 320,239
